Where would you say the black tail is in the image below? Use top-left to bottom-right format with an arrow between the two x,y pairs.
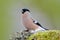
33,21 -> 48,30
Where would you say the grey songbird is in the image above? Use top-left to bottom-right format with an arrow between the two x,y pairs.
22,8 -> 48,30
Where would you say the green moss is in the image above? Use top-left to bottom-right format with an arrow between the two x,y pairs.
27,30 -> 60,40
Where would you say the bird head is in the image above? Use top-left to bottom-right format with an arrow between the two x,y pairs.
22,8 -> 30,14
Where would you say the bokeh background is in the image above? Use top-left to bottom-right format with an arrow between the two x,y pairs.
0,0 -> 60,40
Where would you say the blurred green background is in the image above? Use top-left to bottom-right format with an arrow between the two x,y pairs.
0,0 -> 60,40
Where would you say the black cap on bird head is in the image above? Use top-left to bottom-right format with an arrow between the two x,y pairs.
22,8 -> 30,14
